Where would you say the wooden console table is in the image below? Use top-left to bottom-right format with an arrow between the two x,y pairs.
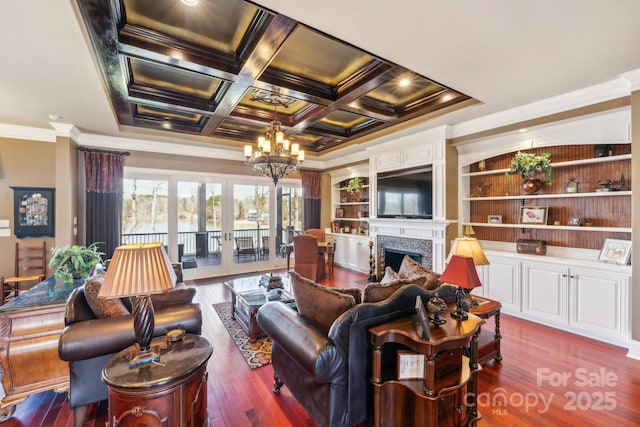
0,277 -> 74,420
370,309 -> 484,427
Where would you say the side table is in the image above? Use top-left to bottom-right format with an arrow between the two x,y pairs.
370,310 -> 484,427
470,296 -> 502,365
102,333 -> 212,427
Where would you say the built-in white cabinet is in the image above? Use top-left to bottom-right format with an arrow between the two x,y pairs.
568,266 -> 629,342
482,250 -> 630,346
522,261 -> 568,324
328,233 -> 369,273
476,254 -> 522,313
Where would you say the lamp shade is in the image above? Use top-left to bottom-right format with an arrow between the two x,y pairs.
448,237 -> 489,266
99,243 -> 175,299
439,255 -> 481,290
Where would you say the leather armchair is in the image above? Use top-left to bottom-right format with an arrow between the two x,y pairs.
257,283 -> 456,427
58,286 -> 202,427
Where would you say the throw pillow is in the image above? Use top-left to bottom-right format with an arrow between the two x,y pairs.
83,275 -> 130,318
150,285 -> 196,309
380,266 -> 399,284
398,255 -> 442,290
363,276 -> 427,303
335,287 -> 362,305
290,271 -> 356,333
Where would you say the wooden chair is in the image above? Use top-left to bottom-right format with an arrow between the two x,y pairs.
260,235 -> 270,260
3,241 -> 47,304
305,228 -> 326,242
293,234 -> 325,281
234,236 -> 256,262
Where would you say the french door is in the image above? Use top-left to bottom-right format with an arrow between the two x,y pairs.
124,171 -> 301,280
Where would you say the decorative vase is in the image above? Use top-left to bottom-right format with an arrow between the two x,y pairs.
522,178 -> 543,194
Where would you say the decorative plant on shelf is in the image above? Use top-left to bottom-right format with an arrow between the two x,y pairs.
345,177 -> 364,195
49,242 -> 104,284
509,151 -> 554,184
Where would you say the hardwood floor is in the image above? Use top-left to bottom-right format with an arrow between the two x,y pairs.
4,267 -> 640,426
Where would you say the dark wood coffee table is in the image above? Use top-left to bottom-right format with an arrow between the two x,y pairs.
224,275 -> 294,342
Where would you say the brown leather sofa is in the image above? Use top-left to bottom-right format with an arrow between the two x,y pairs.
58,285 -> 202,427
257,282 -> 456,427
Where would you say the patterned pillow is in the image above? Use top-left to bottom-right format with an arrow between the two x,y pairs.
363,276 -> 427,303
290,271 -> 356,334
83,275 -> 130,318
398,255 -> 442,290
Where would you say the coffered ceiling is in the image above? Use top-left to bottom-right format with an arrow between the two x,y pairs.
75,0 -> 473,154
3,1 -> 640,165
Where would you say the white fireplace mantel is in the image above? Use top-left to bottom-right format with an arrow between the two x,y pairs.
367,217 -> 457,272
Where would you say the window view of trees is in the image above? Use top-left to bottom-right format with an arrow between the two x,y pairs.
205,183 -> 222,231
177,181 -> 199,232
122,179 -> 168,234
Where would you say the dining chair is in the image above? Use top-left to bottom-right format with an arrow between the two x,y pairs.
304,228 -> 325,242
293,234 -> 325,281
3,241 -> 47,304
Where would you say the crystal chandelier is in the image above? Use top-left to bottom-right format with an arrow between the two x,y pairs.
244,90 -> 304,185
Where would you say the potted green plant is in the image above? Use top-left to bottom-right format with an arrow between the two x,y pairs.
345,177 -> 364,195
509,151 -> 553,193
49,242 -> 104,284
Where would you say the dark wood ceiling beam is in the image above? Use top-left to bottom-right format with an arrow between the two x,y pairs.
76,0 -> 134,125
285,66 -> 404,134
201,14 -> 298,135
118,24 -> 238,73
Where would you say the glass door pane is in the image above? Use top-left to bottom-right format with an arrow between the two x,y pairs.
122,178 -> 169,246
205,182 -> 223,263
233,183 -> 269,265
177,181 -> 202,263
276,185 -> 303,258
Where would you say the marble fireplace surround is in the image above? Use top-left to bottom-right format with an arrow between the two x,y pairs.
368,217 -> 454,278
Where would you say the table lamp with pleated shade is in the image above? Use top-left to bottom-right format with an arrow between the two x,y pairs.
99,243 -> 175,367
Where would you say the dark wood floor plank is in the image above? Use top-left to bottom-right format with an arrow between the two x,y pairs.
5,266 -> 640,426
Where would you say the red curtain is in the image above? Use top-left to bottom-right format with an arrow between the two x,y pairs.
301,170 -> 322,229
84,151 -> 126,259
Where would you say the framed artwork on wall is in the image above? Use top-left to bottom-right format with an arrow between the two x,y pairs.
11,186 -> 55,238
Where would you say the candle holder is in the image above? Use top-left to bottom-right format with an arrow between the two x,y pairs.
368,240 -> 377,282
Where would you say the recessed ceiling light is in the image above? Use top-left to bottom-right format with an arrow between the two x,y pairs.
180,0 -> 198,6
519,128 -> 528,133
48,114 -> 63,121
398,78 -> 410,87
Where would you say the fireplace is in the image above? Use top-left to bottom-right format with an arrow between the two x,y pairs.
384,248 -> 422,273
375,234 -> 433,278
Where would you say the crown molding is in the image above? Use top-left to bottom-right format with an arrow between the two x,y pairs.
450,74 -> 635,139
0,123 -> 56,142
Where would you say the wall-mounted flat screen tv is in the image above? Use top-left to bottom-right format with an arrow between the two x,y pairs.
377,166 -> 433,219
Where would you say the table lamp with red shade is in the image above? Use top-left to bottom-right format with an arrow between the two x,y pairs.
98,243 -> 176,367
439,255 -> 482,320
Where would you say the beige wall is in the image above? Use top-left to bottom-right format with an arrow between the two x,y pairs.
0,137 -> 58,278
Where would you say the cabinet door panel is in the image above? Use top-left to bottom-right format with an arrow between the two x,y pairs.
485,255 -> 521,313
332,235 -> 347,266
522,262 -> 567,324
569,267 -> 629,342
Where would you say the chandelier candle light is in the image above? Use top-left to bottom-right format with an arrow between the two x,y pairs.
244,91 -> 304,185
